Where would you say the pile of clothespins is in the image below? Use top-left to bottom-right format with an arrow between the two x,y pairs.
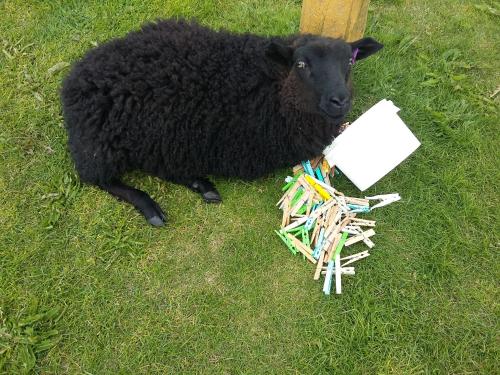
275,157 -> 401,295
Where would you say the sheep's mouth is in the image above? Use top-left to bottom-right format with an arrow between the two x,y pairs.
318,101 -> 350,122
319,107 -> 346,122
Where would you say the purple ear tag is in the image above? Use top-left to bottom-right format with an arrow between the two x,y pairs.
350,48 -> 359,65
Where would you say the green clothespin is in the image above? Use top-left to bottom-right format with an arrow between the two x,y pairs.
301,227 -> 310,248
290,188 -> 304,207
286,225 -> 304,234
275,230 -> 287,246
282,172 -> 303,192
275,230 -> 297,255
334,232 -> 349,258
296,203 -> 307,215
281,180 -> 294,192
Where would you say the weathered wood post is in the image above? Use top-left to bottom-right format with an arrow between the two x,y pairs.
300,0 -> 370,42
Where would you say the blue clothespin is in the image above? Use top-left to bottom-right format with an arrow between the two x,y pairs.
322,260 -> 335,295
305,216 -> 316,231
305,203 -> 321,230
312,228 -> 325,259
347,203 -> 370,210
315,167 -> 324,182
350,208 -> 371,213
348,204 -> 370,213
302,160 -> 315,176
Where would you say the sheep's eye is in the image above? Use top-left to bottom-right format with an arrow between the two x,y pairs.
296,61 -> 306,69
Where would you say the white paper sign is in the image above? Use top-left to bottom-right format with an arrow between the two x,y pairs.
323,99 -> 420,191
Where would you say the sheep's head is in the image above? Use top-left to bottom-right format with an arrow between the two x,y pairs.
266,35 -> 383,123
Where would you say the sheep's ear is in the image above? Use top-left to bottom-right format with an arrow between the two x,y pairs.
349,37 -> 383,60
265,41 -> 294,66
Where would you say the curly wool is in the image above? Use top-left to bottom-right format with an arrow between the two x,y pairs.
61,19 -> 340,186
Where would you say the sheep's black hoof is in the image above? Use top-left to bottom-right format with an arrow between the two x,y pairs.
189,178 -> 222,203
202,190 -> 222,203
100,180 -> 167,227
147,215 -> 165,227
144,202 -> 167,227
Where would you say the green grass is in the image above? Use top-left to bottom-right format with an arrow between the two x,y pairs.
1,0 -> 499,373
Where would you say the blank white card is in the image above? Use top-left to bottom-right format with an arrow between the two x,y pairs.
323,99 -> 421,191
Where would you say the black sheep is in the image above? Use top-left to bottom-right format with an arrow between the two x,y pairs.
61,19 -> 382,226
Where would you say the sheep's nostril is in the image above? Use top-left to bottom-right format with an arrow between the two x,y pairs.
329,96 -> 349,108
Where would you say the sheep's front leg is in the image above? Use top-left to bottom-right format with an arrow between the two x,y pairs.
188,177 -> 222,203
170,177 -> 222,203
159,174 -> 222,203
100,179 -> 166,226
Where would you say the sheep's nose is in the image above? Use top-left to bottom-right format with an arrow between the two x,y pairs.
329,95 -> 349,109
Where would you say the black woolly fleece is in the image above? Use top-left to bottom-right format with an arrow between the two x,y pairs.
61,19 -> 341,186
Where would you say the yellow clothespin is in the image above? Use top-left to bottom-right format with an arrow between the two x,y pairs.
304,174 -> 332,201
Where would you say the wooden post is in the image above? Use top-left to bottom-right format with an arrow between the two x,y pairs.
300,0 -> 370,42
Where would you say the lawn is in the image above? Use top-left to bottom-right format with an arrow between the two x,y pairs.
0,0 -> 498,373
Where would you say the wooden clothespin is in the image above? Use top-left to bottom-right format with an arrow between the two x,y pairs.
292,164 -> 304,175
321,267 -> 355,276
281,196 -> 290,228
344,229 -> 375,247
341,251 -> 370,267
345,196 -> 370,206
285,233 -> 317,264
350,217 -> 376,227
309,156 -> 323,169
290,190 -> 310,217
313,250 -> 325,280
342,225 -> 363,235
